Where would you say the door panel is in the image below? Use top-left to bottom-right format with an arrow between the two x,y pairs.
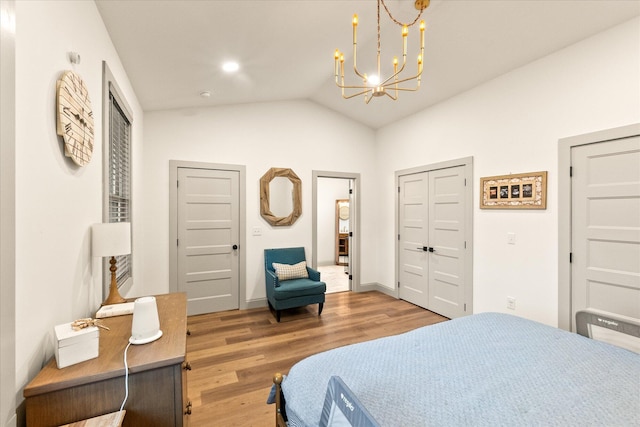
177,168 -> 239,315
398,173 -> 429,307
428,166 -> 466,318
571,136 -> 640,325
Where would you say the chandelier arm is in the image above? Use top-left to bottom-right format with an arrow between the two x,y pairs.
342,89 -> 372,100
335,81 -> 376,91
385,86 -> 420,93
383,91 -> 398,101
380,61 -> 408,87
352,64 -> 367,81
380,71 -> 423,89
351,14 -> 368,82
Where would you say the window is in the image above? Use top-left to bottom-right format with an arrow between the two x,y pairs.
103,62 -> 134,295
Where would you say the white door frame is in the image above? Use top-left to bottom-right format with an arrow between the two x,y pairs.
0,0 -> 17,423
395,157 -> 474,311
169,160 -> 247,309
312,171 -> 361,292
557,123 -> 640,330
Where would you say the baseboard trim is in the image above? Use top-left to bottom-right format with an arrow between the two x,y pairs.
358,282 -> 397,297
245,298 -> 268,310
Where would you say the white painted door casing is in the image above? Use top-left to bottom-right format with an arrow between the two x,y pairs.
558,124 -> 640,331
570,136 -> 640,326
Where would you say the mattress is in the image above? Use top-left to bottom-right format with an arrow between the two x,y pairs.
281,312 -> 640,426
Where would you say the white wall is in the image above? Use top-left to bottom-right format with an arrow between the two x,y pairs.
317,178 -> 350,266
142,101 -> 375,303
14,0 -> 142,407
375,17 -> 640,326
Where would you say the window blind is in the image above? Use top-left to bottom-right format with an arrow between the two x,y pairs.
109,93 -> 132,286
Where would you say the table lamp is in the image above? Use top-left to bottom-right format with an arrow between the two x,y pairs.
92,222 -> 131,306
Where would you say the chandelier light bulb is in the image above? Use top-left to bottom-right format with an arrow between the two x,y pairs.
222,61 -> 239,73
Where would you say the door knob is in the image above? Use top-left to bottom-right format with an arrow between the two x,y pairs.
232,244 -> 238,250
417,246 -> 429,251
428,247 -> 435,252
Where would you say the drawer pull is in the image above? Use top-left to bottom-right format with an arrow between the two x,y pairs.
185,401 -> 192,415
184,362 -> 192,371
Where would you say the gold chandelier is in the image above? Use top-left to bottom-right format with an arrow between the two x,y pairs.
334,0 -> 429,103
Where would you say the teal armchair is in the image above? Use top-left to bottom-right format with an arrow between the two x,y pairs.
264,247 -> 326,322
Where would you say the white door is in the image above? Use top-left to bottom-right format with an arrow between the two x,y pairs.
398,166 -> 468,318
571,136 -> 640,325
399,172 -> 429,308
428,166 -> 467,318
177,167 -> 240,315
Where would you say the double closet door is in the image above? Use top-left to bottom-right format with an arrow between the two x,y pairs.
398,165 -> 469,319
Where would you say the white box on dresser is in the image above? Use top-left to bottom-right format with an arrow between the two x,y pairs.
54,322 -> 99,369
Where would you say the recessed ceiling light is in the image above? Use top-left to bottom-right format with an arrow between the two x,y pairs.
222,61 -> 239,73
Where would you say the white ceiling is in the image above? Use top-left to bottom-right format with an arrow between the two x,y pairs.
95,0 -> 640,129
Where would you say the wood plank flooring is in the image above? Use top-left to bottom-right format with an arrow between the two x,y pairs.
185,291 -> 448,426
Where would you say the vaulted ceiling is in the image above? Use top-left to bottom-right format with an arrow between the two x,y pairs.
96,0 -> 640,129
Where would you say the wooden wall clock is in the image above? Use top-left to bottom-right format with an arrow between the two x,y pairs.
56,70 -> 94,166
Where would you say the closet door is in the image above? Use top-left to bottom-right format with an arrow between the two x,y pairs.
427,166 -> 467,319
398,166 -> 468,319
398,172 -> 430,308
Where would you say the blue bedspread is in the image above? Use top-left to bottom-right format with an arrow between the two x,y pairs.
282,313 -> 640,426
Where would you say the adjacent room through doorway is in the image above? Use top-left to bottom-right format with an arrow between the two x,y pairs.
316,176 -> 352,293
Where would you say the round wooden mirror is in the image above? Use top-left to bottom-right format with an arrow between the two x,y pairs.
259,167 -> 302,226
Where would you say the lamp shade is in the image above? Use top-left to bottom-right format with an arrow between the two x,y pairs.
91,222 -> 131,257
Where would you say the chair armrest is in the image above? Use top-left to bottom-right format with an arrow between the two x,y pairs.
266,269 -> 280,288
307,267 -> 321,282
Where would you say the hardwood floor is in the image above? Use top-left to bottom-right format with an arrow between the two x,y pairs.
185,291 -> 447,426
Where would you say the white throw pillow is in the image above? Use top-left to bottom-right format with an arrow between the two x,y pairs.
272,261 -> 309,281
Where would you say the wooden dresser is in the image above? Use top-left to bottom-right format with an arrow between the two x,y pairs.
24,293 -> 190,426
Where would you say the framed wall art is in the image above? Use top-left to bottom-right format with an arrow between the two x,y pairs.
480,171 -> 547,209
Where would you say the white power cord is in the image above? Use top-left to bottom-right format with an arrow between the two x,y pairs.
120,342 -> 132,411
111,342 -> 132,427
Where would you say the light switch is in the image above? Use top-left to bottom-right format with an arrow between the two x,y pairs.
507,232 -> 516,245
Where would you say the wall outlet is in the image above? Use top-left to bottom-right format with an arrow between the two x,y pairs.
506,296 -> 516,310
252,226 -> 262,236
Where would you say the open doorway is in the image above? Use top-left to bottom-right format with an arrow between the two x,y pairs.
312,171 -> 360,294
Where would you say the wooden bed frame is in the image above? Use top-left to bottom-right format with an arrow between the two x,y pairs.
273,373 -> 287,427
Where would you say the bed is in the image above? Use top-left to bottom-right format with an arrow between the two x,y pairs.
271,311 -> 640,427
